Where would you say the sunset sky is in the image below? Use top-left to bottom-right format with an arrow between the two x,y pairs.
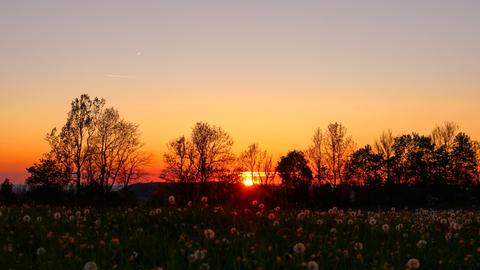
1,1 -> 480,182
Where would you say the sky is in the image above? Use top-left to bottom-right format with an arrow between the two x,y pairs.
1,0 -> 480,182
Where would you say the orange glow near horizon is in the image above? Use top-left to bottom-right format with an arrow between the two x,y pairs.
2,1 -> 480,183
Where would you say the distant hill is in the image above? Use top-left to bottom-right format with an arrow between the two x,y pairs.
127,182 -> 164,201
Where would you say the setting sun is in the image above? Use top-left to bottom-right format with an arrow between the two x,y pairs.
243,178 -> 254,186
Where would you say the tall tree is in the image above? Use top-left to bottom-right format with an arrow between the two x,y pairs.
374,130 -> 394,184
190,122 -> 234,183
306,128 -> 324,184
47,94 -> 105,193
451,133 -> 478,186
162,136 -> 196,183
43,94 -> 149,194
392,134 -> 435,185
324,122 -> 354,187
276,150 -> 313,194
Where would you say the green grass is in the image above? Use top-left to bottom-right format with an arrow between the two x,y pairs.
0,202 -> 479,269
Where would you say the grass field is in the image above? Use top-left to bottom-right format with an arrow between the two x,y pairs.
1,198 -> 479,269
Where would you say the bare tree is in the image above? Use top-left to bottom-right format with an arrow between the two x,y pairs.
306,128 -> 323,184
324,122 -> 354,187
45,95 -> 149,194
374,130 -> 395,183
119,150 -> 152,190
239,143 -> 265,185
261,154 -> 277,185
432,121 -> 459,149
47,94 -> 105,193
162,136 -> 196,183
190,122 -> 234,184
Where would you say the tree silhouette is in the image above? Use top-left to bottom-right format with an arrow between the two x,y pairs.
374,130 -> 394,184
191,122 -> 234,184
39,94 -> 149,196
164,122 -> 234,185
276,151 -> 313,194
451,133 -> 478,186
345,145 -> 383,186
239,143 -> 265,185
324,122 -> 354,187
162,136 -> 196,183
306,128 -> 326,184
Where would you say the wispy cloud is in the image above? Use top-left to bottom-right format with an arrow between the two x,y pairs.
104,74 -> 134,79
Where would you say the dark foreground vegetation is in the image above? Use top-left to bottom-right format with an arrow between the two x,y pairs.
2,201 -> 480,270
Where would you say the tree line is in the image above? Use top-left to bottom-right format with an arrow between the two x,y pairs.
11,94 -> 480,204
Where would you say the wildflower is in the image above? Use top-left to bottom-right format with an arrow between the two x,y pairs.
204,229 -> 215,239
188,253 -> 198,263
168,195 -> 176,205
274,206 -> 281,212
195,249 -> 207,260
252,200 -> 258,206
450,222 -> 462,231
53,212 -> 61,220
293,242 -> 306,254
84,261 -> 98,270
406,258 -> 420,269
273,220 -> 280,227
36,217 -> 42,222
268,213 -> 276,221
199,263 -> 210,270
297,212 -> 305,221
382,224 -> 390,232
36,247 -> 46,256
259,203 -> 265,209
230,227 -> 239,235
307,261 -> 319,270
187,201 -> 193,207
201,196 -> 208,203
94,219 -> 101,226
155,208 -> 162,215
256,211 -> 262,217
353,242 -> 363,251
368,218 -> 376,226
111,238 -> 120,245
416,239 -> 427,248
23,215 -> 31,222
395,224 -> 403,231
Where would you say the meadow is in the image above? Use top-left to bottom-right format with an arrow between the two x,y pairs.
1,198 -> 479,270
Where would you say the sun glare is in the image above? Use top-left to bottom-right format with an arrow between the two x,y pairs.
243,178 -> 254,186
241,172 -> 265,186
